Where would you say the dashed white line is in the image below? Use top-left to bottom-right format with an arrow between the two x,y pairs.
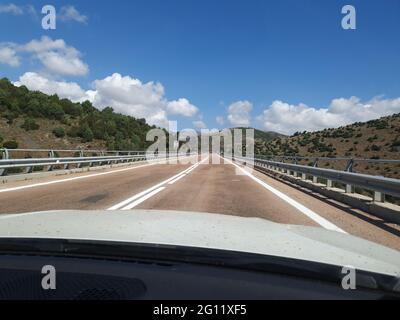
222,156 -> 347,234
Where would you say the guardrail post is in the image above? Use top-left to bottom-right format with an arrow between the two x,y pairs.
312,158 -> 319,184
77,151 -> 84,168
374,192 -> 385,203
293,158 -> 299,177
116,151 -> 120,164
47,150 -> 55,171
0,148 -> 9,176
100,151 -> 105,166
345,159 -> 354,194
327,179 -> 333,188
25,161 -> 33,174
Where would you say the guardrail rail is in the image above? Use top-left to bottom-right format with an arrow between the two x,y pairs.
0,148 -> 191,176
233,155 -> 400,204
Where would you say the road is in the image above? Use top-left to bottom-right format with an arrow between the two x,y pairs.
0,154 -> 399,250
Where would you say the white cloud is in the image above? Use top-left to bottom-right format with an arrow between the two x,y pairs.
166,98 -> 198,117
193,120 -> 207,130
216,116 -> 225,126
0,46 -> 20,67
0,3 -> 23,15
0,36 -> 89,76
14,72 -> 90,102
59,6 -> 88,24
257,97 -> 400,135
0,3 -> 37,17
227,100 -> 252,127
15,72 -> 198,127
22,37 -> 89,76
90,73 -> 169,126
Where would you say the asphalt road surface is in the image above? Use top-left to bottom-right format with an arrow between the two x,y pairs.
1,154 -> 399,251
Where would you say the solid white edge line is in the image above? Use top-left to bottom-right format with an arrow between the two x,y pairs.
121,187 -> 166,210
222,156 -> 347,234
0,155 -> 196,194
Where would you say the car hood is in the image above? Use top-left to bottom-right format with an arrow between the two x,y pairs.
0,210 -> 399,276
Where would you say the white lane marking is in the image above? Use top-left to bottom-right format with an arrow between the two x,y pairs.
185,165 -> 199,175
121,187 -> 166,210
108,161 -> 200,210
168,174 -> 187,185
0,156 -> 194,194
109,156 -> 209,211
223,156 -> 346,234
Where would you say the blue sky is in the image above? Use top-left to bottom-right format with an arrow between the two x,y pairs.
0,0 -> 400,134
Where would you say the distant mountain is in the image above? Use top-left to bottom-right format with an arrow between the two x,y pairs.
231,127 -> 286,142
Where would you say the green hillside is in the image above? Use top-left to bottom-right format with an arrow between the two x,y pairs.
0,78 -> 156,151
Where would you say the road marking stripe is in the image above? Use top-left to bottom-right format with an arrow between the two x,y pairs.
107,161 -> 200,210
168,174 -> 187,185
223,156 -> 347,234
108,156 -> 209,211
121,187 -> 166,210
0,156 -> 194,194
185,165 -> 199,174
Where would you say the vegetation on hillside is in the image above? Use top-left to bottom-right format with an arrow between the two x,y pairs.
255,114 -> 400,178
0,78 -> 157,150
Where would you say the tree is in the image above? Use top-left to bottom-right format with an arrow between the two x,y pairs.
82,100 -> 95,113
21,118 -> 40,131
79,123 -> 94,142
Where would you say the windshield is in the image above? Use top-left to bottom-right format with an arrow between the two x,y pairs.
0,0 -> 399,301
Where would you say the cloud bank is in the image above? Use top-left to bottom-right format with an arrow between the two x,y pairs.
257,97 -> 400,135
15,72 -> 199,127
0,36 -> 89,76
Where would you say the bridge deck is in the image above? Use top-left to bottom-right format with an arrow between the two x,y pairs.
0,155 -> 399,251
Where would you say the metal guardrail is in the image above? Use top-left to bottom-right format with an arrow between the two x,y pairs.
234,156 -> 400,203
0,148 -> 185,176
1,148 -> 147,157
255,154 -> 400,170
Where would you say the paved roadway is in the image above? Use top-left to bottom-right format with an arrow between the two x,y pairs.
0,154 -> 399,250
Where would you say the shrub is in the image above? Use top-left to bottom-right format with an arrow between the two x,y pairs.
3,111 -> 17,124
78,124 -> 94,142
52,127 -> 65,138
67,126 -> 80,138
371,145 -> 381,152
3,140 -> 18,149
392,140 -> 400,147
21,118 -> 39,131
